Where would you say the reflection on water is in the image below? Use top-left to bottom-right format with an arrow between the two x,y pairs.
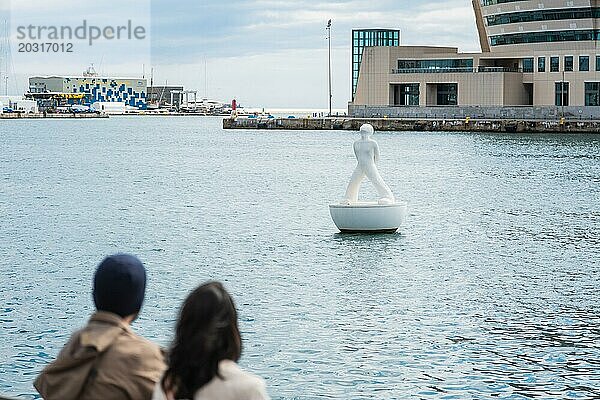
0,119 -> 599,399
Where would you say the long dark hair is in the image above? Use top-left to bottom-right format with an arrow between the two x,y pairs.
162,281 -> 242,398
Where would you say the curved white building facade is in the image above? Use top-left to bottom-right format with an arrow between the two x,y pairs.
475,0 -> 599,53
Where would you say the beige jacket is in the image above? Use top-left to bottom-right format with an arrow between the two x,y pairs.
152,360 -> 269,400
34,311 -> 166,400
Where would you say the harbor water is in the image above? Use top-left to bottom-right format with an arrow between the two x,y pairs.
1,117 -> 599,399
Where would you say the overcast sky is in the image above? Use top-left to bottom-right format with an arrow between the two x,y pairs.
3,0 -> 481,108
149,0 -> 481,108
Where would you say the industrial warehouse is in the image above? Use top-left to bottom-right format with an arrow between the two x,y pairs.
28,74 -> 147,110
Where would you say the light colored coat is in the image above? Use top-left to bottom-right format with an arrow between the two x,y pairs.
152,360 -> 269,400
34,311 -> 166,400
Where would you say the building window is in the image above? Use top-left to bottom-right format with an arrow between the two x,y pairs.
437,83 -> 458,106
551,57 -> 559,72
564,56 -> 574,72
485,7 -> 600,26
538,57 -> 546,72
393,84 -> 420,106
579,56 -> 590,71
395,59 -> 473,73
585,82 -> 600,106
596,56 -> 600,71
555,81 -> 569,106
489,29 -> 596,46
523,58 -> 534,73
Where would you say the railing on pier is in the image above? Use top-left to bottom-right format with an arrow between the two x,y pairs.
391,66 -> 523,74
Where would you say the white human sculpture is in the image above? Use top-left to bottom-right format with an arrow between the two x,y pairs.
342,124 -> 395,205
329,124 -> 406,233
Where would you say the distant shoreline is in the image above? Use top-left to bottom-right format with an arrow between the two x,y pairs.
0,113 -> 108,119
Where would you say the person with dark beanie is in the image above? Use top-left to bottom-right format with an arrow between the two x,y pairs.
34,254 -> 166,400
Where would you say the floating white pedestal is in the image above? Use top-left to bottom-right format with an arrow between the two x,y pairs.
329,201 -> 407,233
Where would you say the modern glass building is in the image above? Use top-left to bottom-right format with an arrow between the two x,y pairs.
352,29 -> 400,101
350,1 -> 600,111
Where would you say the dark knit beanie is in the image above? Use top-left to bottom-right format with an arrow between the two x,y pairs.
93,254 -> 147,318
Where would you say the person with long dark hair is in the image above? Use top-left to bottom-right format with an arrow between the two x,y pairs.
153,281 -> 269,400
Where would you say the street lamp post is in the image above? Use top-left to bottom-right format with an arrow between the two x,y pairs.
326,19 -> 332,117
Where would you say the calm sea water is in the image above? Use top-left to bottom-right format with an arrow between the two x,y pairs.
1,117 -> 599,399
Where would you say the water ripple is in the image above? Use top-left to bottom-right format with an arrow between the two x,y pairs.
0,119 -> 599,399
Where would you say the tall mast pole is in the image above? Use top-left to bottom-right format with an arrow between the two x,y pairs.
327,19 -> 332,117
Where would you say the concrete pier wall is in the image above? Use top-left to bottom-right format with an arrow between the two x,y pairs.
348,104 -> 600,120
223,117 -> 600,133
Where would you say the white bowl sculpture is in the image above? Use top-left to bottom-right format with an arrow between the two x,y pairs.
329,201 -> 407,233
330,124 -> 407,233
